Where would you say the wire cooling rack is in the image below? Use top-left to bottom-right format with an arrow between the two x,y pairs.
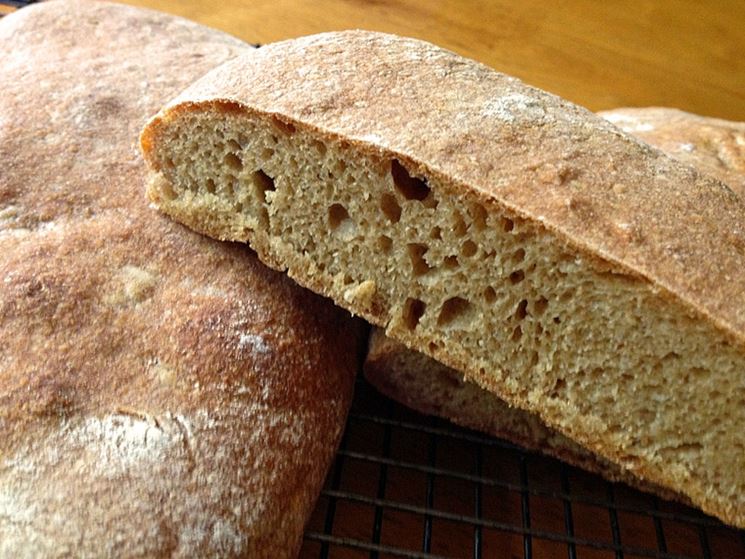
2,3 -> 742,557
301,377 -> 745,559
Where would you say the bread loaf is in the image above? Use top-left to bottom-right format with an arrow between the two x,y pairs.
141,31 -> 745,527
365,106 -> 745,509
599,107 -> 745,197
0,3 -> 364,557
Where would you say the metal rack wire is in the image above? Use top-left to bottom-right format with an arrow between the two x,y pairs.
302,377 -> 745,559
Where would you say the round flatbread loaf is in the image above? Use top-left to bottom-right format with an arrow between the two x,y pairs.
0,2 -> 364,557
364,106 -> 745,511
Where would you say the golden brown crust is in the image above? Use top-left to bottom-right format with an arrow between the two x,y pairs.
0,2 -> 364,556
600,107 -> 745,197
144,31 -> 745,346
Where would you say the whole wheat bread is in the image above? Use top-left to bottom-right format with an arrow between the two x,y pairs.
598,107 -> 745,197
0,3 -> 364,557
365,106 -> 745,508
141,31 -> 745,527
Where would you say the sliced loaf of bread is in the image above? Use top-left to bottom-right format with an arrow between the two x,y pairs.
365,106 -> 745,510
141,32 -> 745,527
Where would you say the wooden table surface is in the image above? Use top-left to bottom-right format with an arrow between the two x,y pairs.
119,0 -> 745,121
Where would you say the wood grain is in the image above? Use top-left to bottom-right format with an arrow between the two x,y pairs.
120,0 -> 744,120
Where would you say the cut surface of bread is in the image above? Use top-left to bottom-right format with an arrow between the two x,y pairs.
0,3 -> 364,557
365,106 -> 745,509
141,31 -> 745,527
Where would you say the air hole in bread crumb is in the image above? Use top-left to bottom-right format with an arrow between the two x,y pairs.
377,235 -> 393,253
328,203 -> 351,230
470,203 -> 488,231
252,169 -> 275,203
437,297 -> 472,326
535,323 -> 543,335
483,286 -> 497,303
515,299 -> 528,320
227,139 -> 241,152
461,240 -> 477,257
453,212 -> 468,237
380,193 -> 402,223
205,178 -> 216,194
313,140 -> 327,156
534,296 -> 548,316
444,255 -> 459,269
509,270 -> 525,284
550,377 -> 566,398
224,152 -> 243,172
430,226 -> 442,240
261,147 -> 274,160
226,176 -> 237,197
403,297 -> 426,330
512,248 -> 526,263
501,217 -> 514,232
391,159 -> 430,201
407,243 -> 431,276
511,325 -> 523,342
428,341 -> 438,352
553,316 -> 561,324
272,116 -> 296,135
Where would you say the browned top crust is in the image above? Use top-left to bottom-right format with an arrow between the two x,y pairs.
150,30 -> 745,345
600,107 -> 745,198
0,2 -> 363,557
